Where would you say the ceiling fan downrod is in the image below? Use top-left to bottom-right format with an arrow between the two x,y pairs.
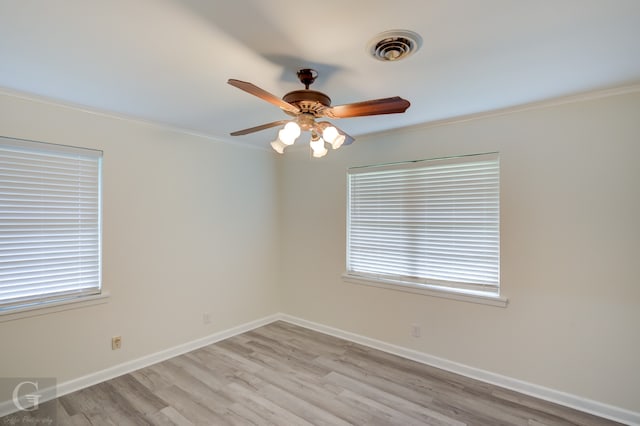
296,68 -> 318,89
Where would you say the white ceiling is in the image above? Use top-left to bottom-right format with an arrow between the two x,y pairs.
1,0 -> 639,148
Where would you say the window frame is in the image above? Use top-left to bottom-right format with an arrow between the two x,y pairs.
0,136 -> 106,320
343,152 -> 507,307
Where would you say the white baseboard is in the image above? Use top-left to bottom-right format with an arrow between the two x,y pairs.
2,312 -> 638,425
277,314 -> 640,426
0,313 -> 279,418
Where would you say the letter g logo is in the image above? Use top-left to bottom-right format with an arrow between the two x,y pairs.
12,380 -> 40,411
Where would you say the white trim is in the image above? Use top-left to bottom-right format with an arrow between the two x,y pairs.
0,313 -> 279,417
343,274 -> 508,307
0,292 -> 110,323
279,314 -> 640,426
2,312 -> 638,425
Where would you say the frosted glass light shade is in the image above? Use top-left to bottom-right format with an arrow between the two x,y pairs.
310,136 -> 324,151
330,134 -> 346,149
285,121 -> 301,136
310,136 -> 328,158
312,147 -> 328,158
322,125 -> 346,149
322,126 -> 339,143
278,122 -> 301,145
270,139 -> 287,154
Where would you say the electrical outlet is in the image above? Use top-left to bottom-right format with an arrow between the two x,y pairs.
202,312 -> 211,325
111,336 -> 122,350
411,324 -> 421,338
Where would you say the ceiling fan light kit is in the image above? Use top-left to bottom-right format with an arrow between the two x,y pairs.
228,68 -> 411,157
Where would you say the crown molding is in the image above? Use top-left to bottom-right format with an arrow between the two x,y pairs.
0,86 -> 266,150
361,83 -> 640,139
3,83 -> 639,153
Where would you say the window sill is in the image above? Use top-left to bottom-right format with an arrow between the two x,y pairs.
342,273 -> 508,308
0,292 -> 110,323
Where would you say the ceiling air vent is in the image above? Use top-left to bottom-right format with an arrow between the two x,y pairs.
368,30 -> 422,62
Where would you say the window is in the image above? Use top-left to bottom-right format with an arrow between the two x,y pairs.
345,152 -> 504,305
0,136 -> 103,314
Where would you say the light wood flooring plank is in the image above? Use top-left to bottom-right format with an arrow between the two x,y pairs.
1,321 -> 624,425
325,371 -> 464,426
250,360 -> 376,425
146,406 -> 194,426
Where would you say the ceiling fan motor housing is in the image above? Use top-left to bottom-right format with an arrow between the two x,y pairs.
282,90 -> 332,117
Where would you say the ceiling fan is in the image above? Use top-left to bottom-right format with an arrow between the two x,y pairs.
228,69 -> 410,157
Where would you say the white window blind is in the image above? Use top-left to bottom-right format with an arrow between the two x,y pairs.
347,153 -> 499,296
0,137 -> 102,312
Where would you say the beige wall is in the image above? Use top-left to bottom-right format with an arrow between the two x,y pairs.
279,91 -> 640,412
1,88 -> 638,414
0,92 -> 280,382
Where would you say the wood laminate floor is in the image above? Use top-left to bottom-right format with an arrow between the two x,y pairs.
2,321 -> 622,425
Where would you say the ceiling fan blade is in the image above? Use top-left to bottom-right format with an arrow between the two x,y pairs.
230,120 -> 290,136
228,79 -> 300,114
324,96 -> 410,119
